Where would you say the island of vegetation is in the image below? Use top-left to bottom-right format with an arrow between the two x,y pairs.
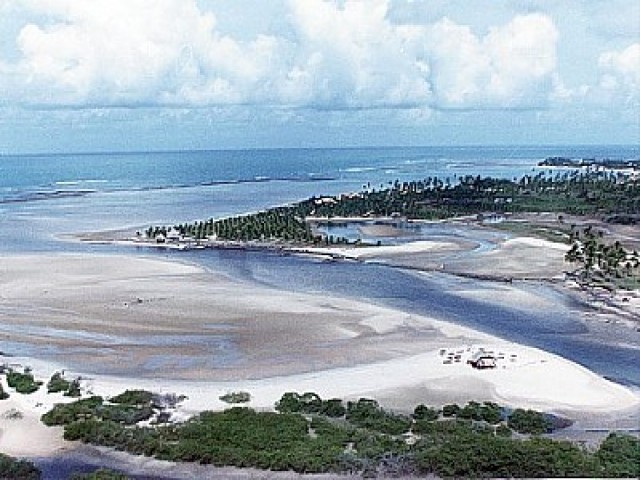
146,169 -> 639,245
539,156 -> 640,170
143,169 -> 640,290
1,366 -> 42,395
38,389 -> 639,479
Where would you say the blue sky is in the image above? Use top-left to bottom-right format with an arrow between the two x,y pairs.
0,0 -> 638,153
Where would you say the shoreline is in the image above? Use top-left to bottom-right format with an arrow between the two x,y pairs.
0,251 -> 638,478
70,223 -> 640,328
1,342 -> 639,471
1,233 -> 639,465
1,253 -> 638,404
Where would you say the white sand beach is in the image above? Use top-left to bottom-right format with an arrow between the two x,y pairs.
294,239 -> 465,260
0,253 -> 638,460
294,234 -> 569,282
0,379 -> 69,457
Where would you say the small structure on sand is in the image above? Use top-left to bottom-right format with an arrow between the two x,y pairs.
440,345 -> 516,369
467,351 -> 497,369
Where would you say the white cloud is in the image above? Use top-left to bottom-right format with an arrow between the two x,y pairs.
281,0 -> 431,108
6,0 -> 284,106
425,13 -> 559,109
0,0 -> 436,110
0,0 -> 628,118
596,43 -> 640,106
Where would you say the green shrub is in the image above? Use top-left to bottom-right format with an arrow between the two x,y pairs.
442,403 -> 460,417
6,370 -> 42,394
414,432 -> 597,477
41,394 -> 155,427
275,392 -> 322,414
458,400 -> 501,422
219,391 -> 251,404
413,418 -> 474,437
480,402 -> 503,424
47,372 -> 71,393
65,378 -> 82,397
508,409 -> 552,435
47,372 -> 81,397
276,392 -> 346,418
96,404 -> 154,425
412,404 -> 440,421
346,398 -> 412,436
319,398 -> 346,418
595,433 -> 640,478
41,396 -> 104,426
0,453 -> 41,479
109,390 -> 153,406
309,416 -> 351,443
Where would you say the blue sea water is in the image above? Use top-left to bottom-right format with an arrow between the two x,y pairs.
1,145 -> 637,250
1,145 -> 639,387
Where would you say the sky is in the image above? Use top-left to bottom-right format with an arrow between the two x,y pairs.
0,0 -> 638,154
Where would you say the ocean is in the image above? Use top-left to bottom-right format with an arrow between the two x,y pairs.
1,145 -> 639,386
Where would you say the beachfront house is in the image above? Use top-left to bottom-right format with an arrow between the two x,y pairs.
166,228 -> 181,242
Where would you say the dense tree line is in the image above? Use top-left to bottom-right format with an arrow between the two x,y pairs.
146,170 -> 639,245
539,156 -> 640,169
147,207 -> 322,244
41,390 -> 639,478
300,170 -> 640,219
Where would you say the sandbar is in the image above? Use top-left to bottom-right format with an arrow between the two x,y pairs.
0,253 -> 638,461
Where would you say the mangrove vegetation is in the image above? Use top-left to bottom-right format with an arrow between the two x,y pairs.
40,390 -> 639,478
0,454 -> 41,480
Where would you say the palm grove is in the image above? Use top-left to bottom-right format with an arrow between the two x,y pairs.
147,169 -> 639,265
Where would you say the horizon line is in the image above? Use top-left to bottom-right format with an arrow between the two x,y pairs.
1,143 -> 638,158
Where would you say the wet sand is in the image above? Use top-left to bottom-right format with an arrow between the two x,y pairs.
0,254 -> 637,409
0,254 -> 491,381
0,252 -> 638,468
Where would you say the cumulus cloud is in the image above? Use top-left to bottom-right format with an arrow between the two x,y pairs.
282,0 -> 431,108
0,0 -> 564,112
596,43 -> 640,106
424,14 -> 559,109
8,0 -> 285,106
1,0 -> 434,110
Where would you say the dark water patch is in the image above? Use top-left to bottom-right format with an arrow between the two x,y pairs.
34,450 -> 184,480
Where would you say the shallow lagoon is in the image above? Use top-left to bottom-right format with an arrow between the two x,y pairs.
1,146 -> 639,386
